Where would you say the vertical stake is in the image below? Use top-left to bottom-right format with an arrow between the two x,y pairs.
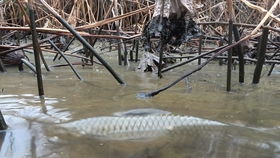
233,25 -> 245,83
129,40 -> 135,61
130,26 -> 138,61
227,20 -> 233,92
113,0 -> 123,66
253,27 -> 269,84
158,41 -> 164,78
198,36 -> 203,65
117,40 -> 122,66
158,0 -> 165,78
135,39 -> 139,62
124,42 -> 128,66
0,59 -> 6,72
88,29 -> 94,65
28,2 -> 44,96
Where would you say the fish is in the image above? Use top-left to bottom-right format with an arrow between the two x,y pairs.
49,109 -> 280,158
59,108 -> 226,140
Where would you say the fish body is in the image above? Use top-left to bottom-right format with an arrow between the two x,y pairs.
60,114 -> 226,140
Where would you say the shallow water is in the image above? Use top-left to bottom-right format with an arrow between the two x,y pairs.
0,51 -> 280,158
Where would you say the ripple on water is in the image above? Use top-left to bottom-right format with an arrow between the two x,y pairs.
0,94 -> 73,157
0,94 -> 72,124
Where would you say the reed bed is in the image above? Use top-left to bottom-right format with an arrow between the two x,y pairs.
0,0 -> 279,33
0,0 -> 155,32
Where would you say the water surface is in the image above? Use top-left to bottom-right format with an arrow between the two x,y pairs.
0,52 -> 280,158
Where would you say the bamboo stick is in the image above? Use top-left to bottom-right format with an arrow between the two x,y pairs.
135,39 -> 139,62
113,0 -> 123,66
161,45 -> 227,73
39,0 -> 125,85
28,1 -> 45,97
140,44 -> 236,98
157,0 -> 165,78
49,40 -> 83,80
0,59 -> 7,72
227,20 -> 233,92
163,55 -> 280,64
0,35 -> 57,56
253,27 -> 269,84
21,58 -> 37,73
226,0 -> 234,92
198,36 -> 203,65
233,25 -> 245,83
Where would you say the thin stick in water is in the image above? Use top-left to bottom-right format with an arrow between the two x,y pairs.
49,40 -> 83,80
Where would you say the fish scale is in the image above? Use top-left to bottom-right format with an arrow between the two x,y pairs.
59,115 -> 226,140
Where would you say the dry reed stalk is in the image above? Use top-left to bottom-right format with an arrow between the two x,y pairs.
240,0 -> 280,24
0,5 -> 4,26
0,0 -> 279,38
1,0 -> 155,31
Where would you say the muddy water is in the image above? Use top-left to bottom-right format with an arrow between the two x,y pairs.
0,51 -> 280,158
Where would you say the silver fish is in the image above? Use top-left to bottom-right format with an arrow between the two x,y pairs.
59,109 -> 226,140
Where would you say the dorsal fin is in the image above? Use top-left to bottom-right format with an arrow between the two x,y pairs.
113,108 -> 171,117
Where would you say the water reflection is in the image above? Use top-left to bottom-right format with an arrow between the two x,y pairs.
0,94 -> 72,157
0,94 -> 71,123
0,117 -> 31,158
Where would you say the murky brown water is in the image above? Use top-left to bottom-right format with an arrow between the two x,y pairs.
0,49 -> 280,158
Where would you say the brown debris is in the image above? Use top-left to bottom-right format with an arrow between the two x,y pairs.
0,48 -> 24,65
